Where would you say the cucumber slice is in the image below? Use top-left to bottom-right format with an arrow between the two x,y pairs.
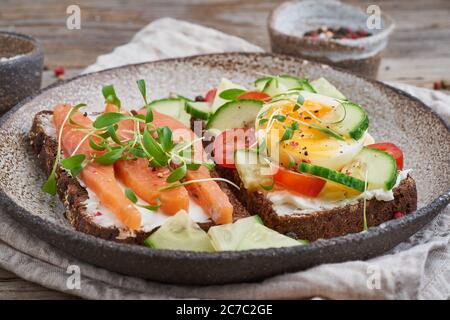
311,77 -> 346,100
294,91 -> 367,140
255,75 -> 316,95
236,223 -> 302,250
211,78 -> 246,113
261,77 -> 291,97
147,98 -> 191,127
144,211 -> 214,252
206,99 -> 263,131
297,162 -> 366,192
208,215 -> 263,251
329,101 -> 368,140
235,149 -> 274,191
185,101 -> 211,120
344,147 -> 398,190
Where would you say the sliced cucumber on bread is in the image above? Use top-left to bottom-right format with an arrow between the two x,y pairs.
297,147 -> 398,192
343,147 -> 398,190
256,75 -> 316,96
295,91 -> 368,141
311,77 -> 346,100
330,101 -> 368,140
206,99 -> 263,131
297,162 -> 366,192
144,211 -> 214,252
147,98 -> 191,127
185,101 -> 212,120
208,215 -> 263,251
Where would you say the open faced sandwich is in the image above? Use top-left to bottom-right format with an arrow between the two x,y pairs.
30,75 -> 417,252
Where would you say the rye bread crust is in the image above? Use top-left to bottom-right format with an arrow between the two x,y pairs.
216,166 -> 417,241
29,111 -> 249,245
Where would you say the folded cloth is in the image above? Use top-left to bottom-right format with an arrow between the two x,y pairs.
0,17 -> 449,300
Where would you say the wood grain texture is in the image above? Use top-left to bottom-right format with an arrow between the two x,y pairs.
0,0 -> 448,299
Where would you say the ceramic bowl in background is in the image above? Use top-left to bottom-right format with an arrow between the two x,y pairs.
268,0 -> 395,78
0,31 -> 43,115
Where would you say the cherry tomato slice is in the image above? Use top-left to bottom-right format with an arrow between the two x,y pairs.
274,166 -> 326,197
204,88 -> 217,103
238,91 -> 271,102
213,128 -> 256,168
367,142 -> 404,170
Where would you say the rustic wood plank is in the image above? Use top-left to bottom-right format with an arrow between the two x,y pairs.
0,0 -> 448,300
0,268 -> 77,299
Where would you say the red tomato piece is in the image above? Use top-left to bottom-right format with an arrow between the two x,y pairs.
274,166 -> 326,197
204,88 -> 217,103
238,91 -> 271,102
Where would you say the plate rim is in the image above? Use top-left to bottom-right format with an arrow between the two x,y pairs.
1,52 -> 449,261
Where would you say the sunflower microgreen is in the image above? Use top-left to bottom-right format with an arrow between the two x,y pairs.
102,85 -> 121,108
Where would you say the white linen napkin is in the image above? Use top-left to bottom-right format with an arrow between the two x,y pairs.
0,17 -> 449,300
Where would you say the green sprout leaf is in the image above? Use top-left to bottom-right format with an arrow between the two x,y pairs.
136,79 -> 148,105
125,187 -> 138,204
258,118 -> 268,126
93,112 -> 129,129
138,198 -> 161,211
291,122 -> 299,130
280,127 -> 294,142
273,115 -> 286,122
42,174 -> 57,196
125,188 -> 160,211
142,129 -> 168,166
186,162 -> 201,171
102,85 -> 121,107
107,124 -> 123,145
93,147 -> 124,165
61,154 -> 86,177
219,88 -> 246,100
166,163 -> 187,183
145,107 -> 153,123
89,138 -> 106,151
156,126 -> 173,152
128,147 -> 146,158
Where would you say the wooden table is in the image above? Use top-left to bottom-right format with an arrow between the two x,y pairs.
0,0 -> 449,299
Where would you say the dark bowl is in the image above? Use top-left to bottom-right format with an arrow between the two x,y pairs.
0,53 -> 448,285
0,31 -> 43,115
268,0 -> 395,78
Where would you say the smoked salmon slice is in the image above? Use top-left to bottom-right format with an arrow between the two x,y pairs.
53,104 -> 142,230
138,109 -> 234,224
105,104 -> 190,215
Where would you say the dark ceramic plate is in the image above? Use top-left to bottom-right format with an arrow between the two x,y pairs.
0,53 -> 449,285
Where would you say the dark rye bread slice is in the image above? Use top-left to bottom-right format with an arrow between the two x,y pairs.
216,166 -> 417,241
29,110 -> 249,245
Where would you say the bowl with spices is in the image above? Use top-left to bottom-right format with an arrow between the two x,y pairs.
268,0 -> 395,78
0,31 -> 43,115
